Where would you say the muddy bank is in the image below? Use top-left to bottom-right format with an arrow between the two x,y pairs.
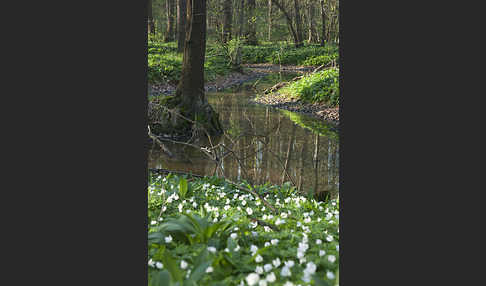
149,69 -> 269,98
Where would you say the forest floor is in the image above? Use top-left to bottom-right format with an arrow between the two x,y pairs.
149,65 -> 339,125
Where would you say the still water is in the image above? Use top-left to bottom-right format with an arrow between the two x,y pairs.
148,73 -> 339,199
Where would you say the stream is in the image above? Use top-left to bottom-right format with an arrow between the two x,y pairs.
148,72 -> 339,199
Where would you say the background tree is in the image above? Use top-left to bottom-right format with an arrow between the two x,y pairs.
164,0 -> 176,42
245,0 -> 257,45
148,0 -> 156,36
177,0 -> 186,52
222,0 -> 233,43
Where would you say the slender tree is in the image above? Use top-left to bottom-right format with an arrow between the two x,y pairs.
268,0 -> 272,41
165,0 -> 176,42
177,0 -> 187,52
320,0 -> 326,45
222,0 -> 233,43
238,0 -> 245,37
293,0 -> 304,47
246,0 -> 258,45
148,0 -> 155,36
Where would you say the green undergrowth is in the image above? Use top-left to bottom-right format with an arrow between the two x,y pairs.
279,68 -> 339,106
148,173 -> 339,286
148,41 -> 339,84
148,41 -> 235,84
241,44 -> 338,66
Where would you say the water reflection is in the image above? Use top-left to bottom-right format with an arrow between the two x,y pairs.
148,80 -> 339,199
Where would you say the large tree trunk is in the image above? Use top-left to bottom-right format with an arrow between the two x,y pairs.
320,0 -> 326,46
161,0 -> 223,137
148,0 -> 155,36
246,0 -> 258,45
165,0 -> 176,42
222,0 -> 233,43
177,0 -> 187,52
293,0 -> 304,47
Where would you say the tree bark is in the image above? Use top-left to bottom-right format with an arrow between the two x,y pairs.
165,0 -> 176,42
307,0 -> 318,43
222,0 -> 233,43
148,0 -> 155,36
293,0 -> 304,47
168,0 -> 223,137
238,0 -> 245,37
177,0 -> 187,52
320,0 -> 326,46
268,0 -> 272,41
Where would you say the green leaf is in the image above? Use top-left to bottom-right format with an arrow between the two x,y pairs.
179,178 -> 188,198
160,251 -> 183,283
149,270 -> 171,286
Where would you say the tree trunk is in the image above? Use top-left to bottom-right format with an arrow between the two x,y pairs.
148,0 -> 155,36
293,0 -> 304,47
222,0 -> 233,43
270,0 -> 299,47
320,0 -> 326,46
268,0 -> 272,41
246,0 -> 258,45
165,0 -> 176,42
307,0 -> 317,43
164,0 -> 223,137
177,0 -> 187,52
238,0 -> 245,37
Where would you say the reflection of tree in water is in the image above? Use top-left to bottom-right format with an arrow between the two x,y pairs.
148,92 -> 339,200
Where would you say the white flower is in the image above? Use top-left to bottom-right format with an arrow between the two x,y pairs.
281,266 -> 291,277
151,220 -> 157,225
251,245 -> 258,255
316,239 -> 322,245
284,260 -> 295,268
206,266 -> 214,273
155,262 -> 163,269
193,202 -> 198,208
283,281 -> 294,286
319,250 -> 326,257
224,205 -> 230,211
247,207 -> 253,215
299,257 -> 307,264
258,280 -> 267,286
271,239 -> 279,245
264,242 -> 270,247
165,235 -> 173,243
242,200 -> 247,206
207,246 -> 217,253
304,217 -> 311,223
180,260 -> 188,269
327,255 -> 336,263
265,272 -> 276,282
336,245 -> 339,251
275,218 -> 285,225
326,235 -> 334,242
326,271 -> 335,280
264,226 -> 271,232
281,213 -> 288,218
148,259 -> 155,267
256,266 -> 264,274
231,233 -> 238,239
245,273 -> 260,286
255,255 -> 263,263
263,264 -> 273,272
272,258 -> 281,268
305,262 -> 317,274
234,245 -> 240,252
